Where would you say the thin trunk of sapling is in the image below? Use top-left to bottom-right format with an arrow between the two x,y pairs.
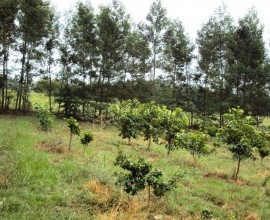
68,132 -> 73,151
48,60 -> 52,111
83,145 -> 87,156
147,136 -> 152,151
235,157 -> 241,181
147,185 -> 151,209
167,142 -> 172,156
167,148 -> 171,156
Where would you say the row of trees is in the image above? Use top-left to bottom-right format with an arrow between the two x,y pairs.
110,100 -> 270,180
1,0 -> 270,122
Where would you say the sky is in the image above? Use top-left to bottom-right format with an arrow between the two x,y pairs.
51,0 -> 270,42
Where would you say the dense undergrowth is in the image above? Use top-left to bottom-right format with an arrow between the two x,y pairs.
0,115 -> 270,219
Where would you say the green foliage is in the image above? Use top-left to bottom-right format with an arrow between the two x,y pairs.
80,131 -> 94,146
139,101 -> 163,150
110,100 -> 141,144
16,0 -> 52,111
35,105 -> 55,131
219,108 -> 257,159
177,131 -> 211,162
34,79 -> 60,94
119,114 -> 140,143
252,131 -> 270,164
65,117 -> 80,136
114,151 -> 178,199
201,208 -> 215,220
231,9 -> 267,115
204,125 -> 219,137
144,0 -> 168,78
218,107 -> 268,179
80,131 -> 94,155
65,117 -> 80,151
111,100 -> 189,153
159,107 -> 188,155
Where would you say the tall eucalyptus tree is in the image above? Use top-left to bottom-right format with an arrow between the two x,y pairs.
15,0 -> 52,111
144,0 -> 168,79
197,5 -> 233,127
229,8 -> 268,116
0,0 -> 19,111
69,1 -> 98,115
96,0 -> 131,102
163,19 -> 194,105
44,7 -> 59,111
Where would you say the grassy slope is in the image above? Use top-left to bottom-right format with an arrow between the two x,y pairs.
0,115 -> 270,220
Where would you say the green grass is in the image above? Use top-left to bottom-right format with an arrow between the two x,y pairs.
0,115 -> 270,219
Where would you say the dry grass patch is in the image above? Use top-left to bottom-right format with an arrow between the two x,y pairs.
84,180 -> 114,204
84,180 -> 176,220
37,140 -> 66,154
0,174 -> 8,188
254,169 -> 270,178
245,212 -> 260,220
203,169 -> 229,180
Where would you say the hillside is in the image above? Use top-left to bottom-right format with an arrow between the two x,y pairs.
0,115 -> 270,219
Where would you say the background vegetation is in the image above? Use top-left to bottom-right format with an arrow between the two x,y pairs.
0,0 -> 270,126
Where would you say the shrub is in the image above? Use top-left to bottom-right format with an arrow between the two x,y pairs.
218,108 -> 268,180
109,100 -> 141,144
159,107 -> 188,156
201,208 -> 215,220
177,131 -> 212,163
35,105 -> 55,131
80,131 -> 94,155
204,126 -> 219,137
114,151 -> 179,207
65,117 -> 80,151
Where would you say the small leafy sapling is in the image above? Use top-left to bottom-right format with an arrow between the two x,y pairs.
139,101 -> 163,150
114,151 -> 179,207
258,147 -> 270,166
65,117 -> 80,151
253,131 -> 270,165
35,105 -> 55,131
80,131 -> 94,155
201,208 -> 215,220
159,107 -> 188,156
110,100 -> 141,145
218,108 -> 261,180
118,110 -> 139,145
177,131 -> 211,163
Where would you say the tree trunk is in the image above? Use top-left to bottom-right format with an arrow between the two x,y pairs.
147,136 -> 152,151
203,76 -> 208,128
243,73 -> 247,111
1,46 -> 9,111
68,132 -> 73,151
48,59 -> 52,111
235,157 -> 241,181
4,48 -> 9,111
167,148 -> 171,156
147,185 -> 151,209
153,44 -> 156,79
16,41 -> 27,111
1,51 -> 6,111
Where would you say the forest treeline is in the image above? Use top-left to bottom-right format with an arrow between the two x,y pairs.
1,0 -> 270,125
